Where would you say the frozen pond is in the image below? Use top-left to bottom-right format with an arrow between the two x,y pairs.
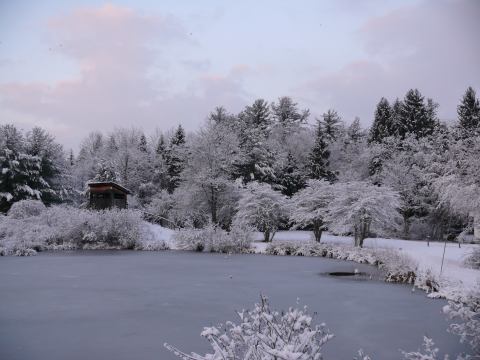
0,251 -> 465,359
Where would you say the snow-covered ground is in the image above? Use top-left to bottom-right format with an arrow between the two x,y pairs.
146,222 -> 176,248
252,230 -> 480,296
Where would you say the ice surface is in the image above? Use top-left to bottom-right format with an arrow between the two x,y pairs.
0,251 -> 467,360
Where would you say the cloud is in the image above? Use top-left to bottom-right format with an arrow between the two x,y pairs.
0,4 -> 248,149
300,0 -> 480,125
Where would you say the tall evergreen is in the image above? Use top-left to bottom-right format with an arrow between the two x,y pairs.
156,134 -> 166,157
390,98 -> 403,136
138,134 -> 148,153
276,152 -> 306,197
235,99 -> 275,183
308,120 -> 335,182
457,86 -> 480,132
369,98 -> 392,143
398,89 -> 438,138
0,125 -> 43,213
321,109 -> 341,141
348,117 -> 363,142
25,127 -> 65,205
165,125 -> 186,193
271,97 -> 309,127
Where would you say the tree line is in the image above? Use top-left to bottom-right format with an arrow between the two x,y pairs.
1,86 -> 479,242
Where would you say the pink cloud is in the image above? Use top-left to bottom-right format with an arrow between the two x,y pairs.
0,4 -> 248,149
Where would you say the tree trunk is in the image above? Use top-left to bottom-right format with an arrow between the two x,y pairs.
210,187 -> 217,224
313,220 -> 323,242
263,229 -> 270,243
403,214 -> 410,239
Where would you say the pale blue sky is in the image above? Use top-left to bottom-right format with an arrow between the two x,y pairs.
0,0 -> 479,149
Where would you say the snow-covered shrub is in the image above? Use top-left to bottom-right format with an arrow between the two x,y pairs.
403,284 -> 480,360
443,283 -> 480,357
414,269 -> 440,293
377,249 -> 417,284
464,247 -> 480,269
402,336 -> 441,360
0,205 -> 154,255
136,237 -> 169,251
235,182 -> 288,242
174,227 -> 211,252
165,295 -> 334,360
265,240 -> 418,284
7,200 -> 46,219
174,222 -> 253,253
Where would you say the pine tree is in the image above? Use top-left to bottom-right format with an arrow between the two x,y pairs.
369,98 -> 392,143
321,109 -> 341,141
69,150 -> 75,167
276,152 -> 306,197
235,99 -> 276,183
165,125 -> 187,193
308,120 -> 336,182
92,160 -> 119,182
153,134 -> 168,190
170,125 -> 186,146
105,134 -> 118,154
457,86 -> 480,132
347,117 -> 363,142
272,97 -> 309,126
398,89 -> 438,138
0,125 -> 43,212
156,134 -> 166,157
25,127 -> 66,205
138,134 -> 148,153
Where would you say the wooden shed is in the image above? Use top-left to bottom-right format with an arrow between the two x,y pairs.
87,182 -> 131,210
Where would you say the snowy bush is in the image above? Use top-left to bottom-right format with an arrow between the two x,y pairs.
403,283 -> 480,360
174,222 -> 253,253
165,295 -> 334,360
0,205 -> 154,255
464,248 -> 480,269
7,200 -> 46,219
265,241 -> 417,284
443,283 -> 480,357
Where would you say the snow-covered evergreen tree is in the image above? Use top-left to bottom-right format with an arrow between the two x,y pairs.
25,127 -> 68,204
398,89 -> 438,138
0,125 -> 44,213
271,96 -> 309,140
91,160 -> 119,182
321,109 -> 342,142
308,119 -> 336,182
275,152 -> 306,197
166,125 -> 187,193
457,86 -> 480,134
369,97 -> 392,143
347,117 -> 363,143
235,99 -> 276,183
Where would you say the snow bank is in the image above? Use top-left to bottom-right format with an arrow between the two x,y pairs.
252,230 -> 480,301
145,223 -> 176,249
